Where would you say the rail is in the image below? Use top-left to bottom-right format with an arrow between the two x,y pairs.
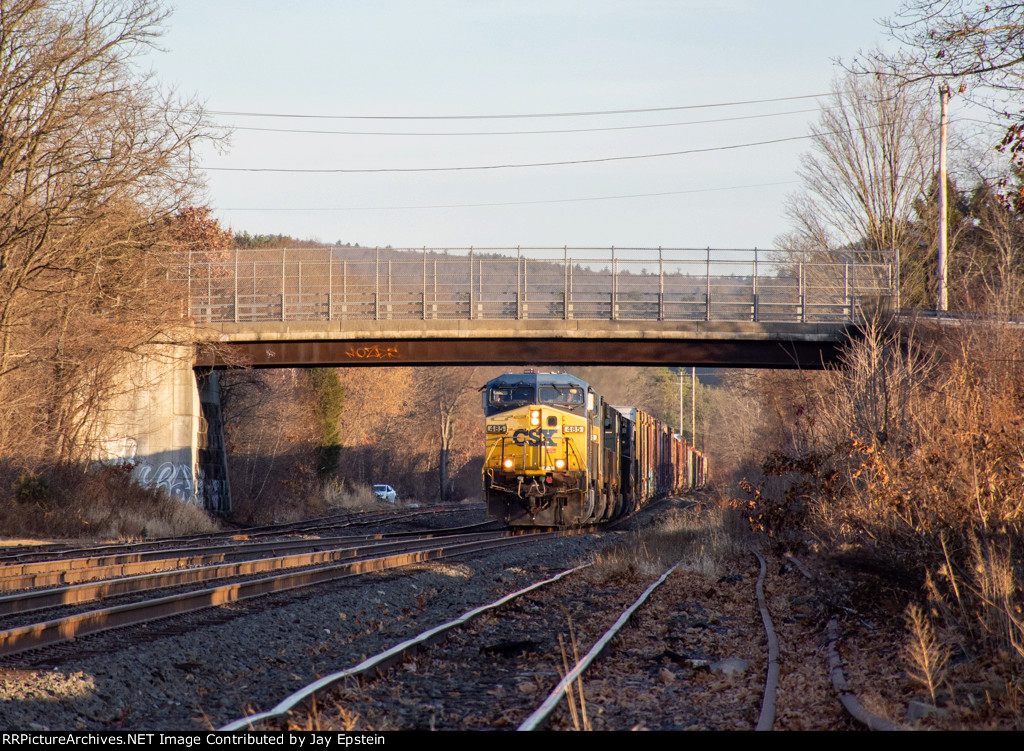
172,246 -> 898,326
0,532 -> 548,658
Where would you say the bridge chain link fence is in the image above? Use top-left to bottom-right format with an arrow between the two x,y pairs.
171,247 -> 896,325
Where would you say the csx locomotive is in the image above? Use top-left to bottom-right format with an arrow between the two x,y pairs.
482,371 -> 707,527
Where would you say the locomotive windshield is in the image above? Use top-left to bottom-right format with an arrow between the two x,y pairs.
488,386 -> 534,407
483,372 -> 589,416
538,384 -> 585,407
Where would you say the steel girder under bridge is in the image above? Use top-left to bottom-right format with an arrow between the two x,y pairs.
195,320 -> 859,369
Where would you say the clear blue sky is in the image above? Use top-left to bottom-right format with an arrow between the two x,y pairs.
150,1 -> 901,248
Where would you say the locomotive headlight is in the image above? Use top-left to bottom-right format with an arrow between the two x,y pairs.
530,410 -> 540,426
503,458 -> 514,469
555,459 -> 565,469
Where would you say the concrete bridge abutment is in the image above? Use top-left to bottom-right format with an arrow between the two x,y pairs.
92,342 -> 230,516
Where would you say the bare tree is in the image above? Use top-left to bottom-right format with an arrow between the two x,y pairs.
952,179 -> 1024,312
856,3 -> 1024,181
0,0 -> 219,461
219,368 -> 322,523
781,72 -> 938,254
414,366 -> 481,502
858,2 -> 1024,101
334,367 -> 417,487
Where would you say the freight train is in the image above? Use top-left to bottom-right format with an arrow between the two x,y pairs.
481,371 -> 708,527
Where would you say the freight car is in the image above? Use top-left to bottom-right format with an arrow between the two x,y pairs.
481,371 -> 707,527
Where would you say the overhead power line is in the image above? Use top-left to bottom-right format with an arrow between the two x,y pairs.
224,108 -> 819,137
216,180 -> 799,212
205,126 -> 876,174
206,92 -> 831,121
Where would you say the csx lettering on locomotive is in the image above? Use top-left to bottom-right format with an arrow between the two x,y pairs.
511,428 -> 556,446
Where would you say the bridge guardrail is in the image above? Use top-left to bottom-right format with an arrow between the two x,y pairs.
173,246 -> 897,326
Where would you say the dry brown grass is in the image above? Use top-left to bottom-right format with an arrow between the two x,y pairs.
283,699 -> 360,732
556,618 -> 592,731
588,496 -> 752,584
0,462 -> 219,540
904,604 -> 950,705
322,480 -> 379,511
739,316 -> 1024,722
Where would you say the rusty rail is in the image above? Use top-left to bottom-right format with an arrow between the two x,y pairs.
0,532 -> 551,658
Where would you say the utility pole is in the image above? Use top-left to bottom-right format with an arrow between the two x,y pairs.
937,81 -> 950,312
691,367 -> 696,448
678,368 -> 684,439
678,368 -> 699,445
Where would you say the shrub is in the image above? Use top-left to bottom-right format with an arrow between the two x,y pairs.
0,462 -> 218,540
741,315 -> 1024,673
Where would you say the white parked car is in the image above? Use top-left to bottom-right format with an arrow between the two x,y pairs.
373,484 -> 397,503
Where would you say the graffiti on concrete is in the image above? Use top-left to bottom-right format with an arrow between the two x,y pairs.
198,467 -> 228,514
97,436 -> 220,509
136,462 -> 201,506
97,436 -> 138,465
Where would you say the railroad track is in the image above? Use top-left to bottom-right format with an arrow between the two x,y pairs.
0,503 -> 485,565
0,522 -> 501,593
221,550 -> 896,732
0,525 -> 549,661
220,555 -> 748,731
0,499 -> 908,731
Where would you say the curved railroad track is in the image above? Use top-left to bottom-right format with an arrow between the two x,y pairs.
221,545 -> 898,732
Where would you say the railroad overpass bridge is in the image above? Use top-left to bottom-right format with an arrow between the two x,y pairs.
106,246 -> 897,514
188,245 -> 895,369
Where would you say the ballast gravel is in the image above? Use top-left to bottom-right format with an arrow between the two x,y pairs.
6,499 -> 972,732
0,507 -> 644,731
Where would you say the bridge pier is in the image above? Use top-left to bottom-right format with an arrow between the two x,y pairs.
196,369 -> 232,516
92,343 -> 231,516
